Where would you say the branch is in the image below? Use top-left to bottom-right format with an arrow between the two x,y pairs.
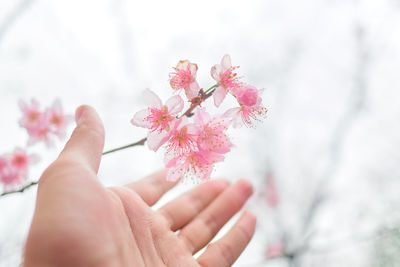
284,22 -> 369,265
102,87 -> 217,155
0,181 -> 38,197
1,87 -> 217,197
0,0 -> 35,45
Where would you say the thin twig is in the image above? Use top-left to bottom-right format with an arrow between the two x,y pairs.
0,181 -> 38,197
102,87 -> 217,155
0,0 -> 35,45
102,137 -> 147,155
1,87 -> 217,197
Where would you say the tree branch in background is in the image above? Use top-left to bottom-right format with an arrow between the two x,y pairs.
0,0 -> 35,45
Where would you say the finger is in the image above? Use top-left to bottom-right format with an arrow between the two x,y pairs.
158,179 -> 230,231
197,211 -> 256,267
179,179 -> 253,254
125,169 -> 177,206
58,105 -> 105,173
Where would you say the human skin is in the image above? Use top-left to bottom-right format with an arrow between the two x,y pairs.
23,105 -> 256,267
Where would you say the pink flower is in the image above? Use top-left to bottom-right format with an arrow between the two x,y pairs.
164,109 -> 231,182
46,99 -> 72,139
225,86 -> 268,128
10,148 -> 30,171
0,164 -> 22,187
166,150 -> 224,182
19,99 -> 71,147
131,89 -> 184,151
170,60 -> 200,99
265,173 -> 279,207
194,108 -> 232,154
26,115 -> 53,147
0,148 -> 37,189
18,99 -> 42,131
0,156 -> 7,174
265,241 -> 285,259
166,117 -> 199,156
237,86 -> 258,107
211,54 -> 242,107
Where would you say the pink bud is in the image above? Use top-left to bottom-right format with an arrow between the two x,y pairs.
237,86 -> 258,107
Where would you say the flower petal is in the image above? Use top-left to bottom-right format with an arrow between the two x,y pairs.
185,123 -> 199,136
167,164 -> 186,182
194,107 -> 211,125
211,64 -> 222,81
130,109 -> 152,128
213,86 -> 227,107
177,60 -> 189,70
147,130 -> 170,152
185,81 -> 200,99
165,95 -> 184,115
189,63 -> 198,76
143,89 -> 162,109
221,54 -> 232,71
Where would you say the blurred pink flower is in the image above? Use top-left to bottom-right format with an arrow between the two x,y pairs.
224,86 -> 268,128
0,148 -> 37,189
170,60 -> 200,99
131,89 -> 184,151
265,241 -> 285,259
26,115 -> 53,147
18,99 -> 42,131
0,156 -> 7,173
194,107 -> 232,154
0,164 -> 22,187
46,99 -> 72,139
19,98 -> 71,146
265,173 -> 279,207
211,54 -> 242,107
10,148 -> 30,171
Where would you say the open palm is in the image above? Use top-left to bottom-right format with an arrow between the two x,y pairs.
24,106 -> 256,267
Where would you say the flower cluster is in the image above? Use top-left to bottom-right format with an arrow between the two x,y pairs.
0,99 -> 71,193
19,99 -> 72,147
0,149 -> 37,190
131,55 -> 268,181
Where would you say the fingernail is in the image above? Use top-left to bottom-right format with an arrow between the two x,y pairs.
75,106 -> 86,124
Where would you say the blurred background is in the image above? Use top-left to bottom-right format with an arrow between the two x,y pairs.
1,0 -> 400,266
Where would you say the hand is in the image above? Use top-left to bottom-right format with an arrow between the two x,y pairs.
24,106 -> 256,267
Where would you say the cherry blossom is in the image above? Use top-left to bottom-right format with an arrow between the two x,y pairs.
18,99 -> 42,131
194,108 -> 232,154
166,149 -> 224,182
19,99 -> 72,146
46,99 -> 72,139
211,54 -> 242,107
131,89 -> 184,151
0,148 -> 36,189
169,60 -> 200,99
0,163 -> 21,187
236,85 -> 258,107
0,156 -> 7,174
166,117 -> 199,156
225,85 -> 268,127
10,148 -> 30,171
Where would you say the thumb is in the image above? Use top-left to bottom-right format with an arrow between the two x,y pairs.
58,105 -> 105,173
